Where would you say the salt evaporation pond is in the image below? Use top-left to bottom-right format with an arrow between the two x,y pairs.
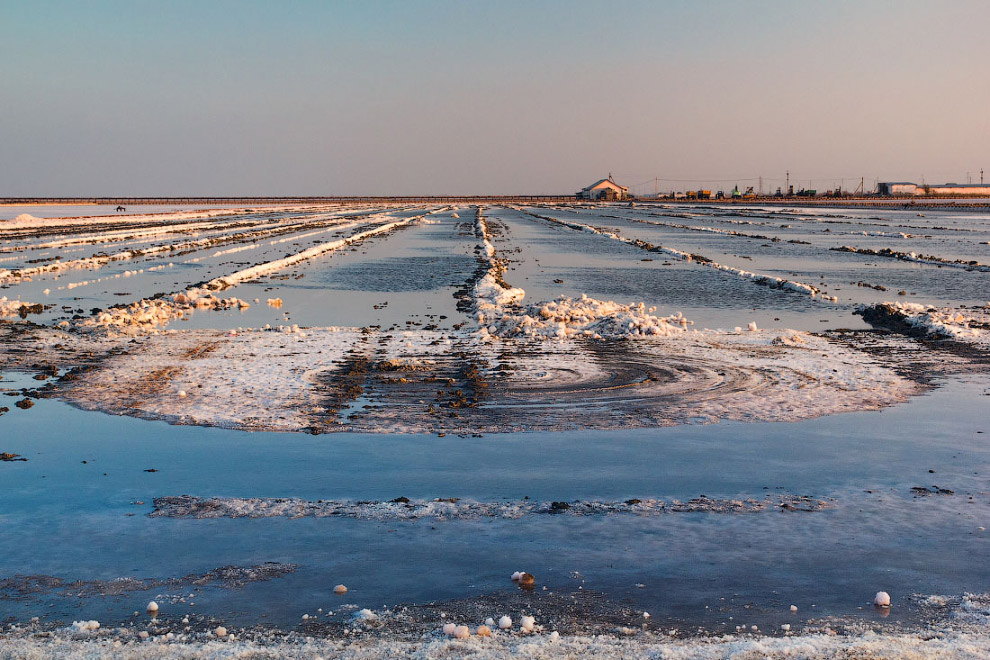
1,201 -> 989,657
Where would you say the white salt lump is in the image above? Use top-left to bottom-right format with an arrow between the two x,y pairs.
146,601 -> 158,613
498,615 -> 512,629
442,623 -> 456,636
520,615 -> 535,632
453,625 -> 470,639
874,591 -> 891,607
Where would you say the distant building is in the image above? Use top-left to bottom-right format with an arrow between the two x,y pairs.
878,182 -> 990,196
929,183 -> 990,196
577,175 -> 629,201
877,182 -> 920,196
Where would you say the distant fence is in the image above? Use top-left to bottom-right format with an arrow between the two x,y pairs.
5,195 -> 989,210
0,196 -> 575,205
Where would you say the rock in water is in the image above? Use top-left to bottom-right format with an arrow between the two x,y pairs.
874,591 -> 891,607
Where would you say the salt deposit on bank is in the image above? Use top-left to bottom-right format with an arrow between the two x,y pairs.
7,594 -> 990,660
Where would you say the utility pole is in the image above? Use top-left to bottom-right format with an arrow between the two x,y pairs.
786,171 -> 789,195
655,176 -> 658,197
758,176 -> 763,196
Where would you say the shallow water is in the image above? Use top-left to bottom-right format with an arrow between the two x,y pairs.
1,371 -> 988,631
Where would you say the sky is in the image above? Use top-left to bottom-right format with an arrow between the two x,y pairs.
1,0 -> 988,196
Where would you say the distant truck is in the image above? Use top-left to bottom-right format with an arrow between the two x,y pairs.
697,190 -> 712,199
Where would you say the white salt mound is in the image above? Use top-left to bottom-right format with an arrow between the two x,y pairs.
520,615 -> 535,632
146,601 -> 158,612
355,609 -> 378,622
875,591 -> 891,607
453,625 -> 470,639
442,623 -> 456,636
214,626 -> 227,637
70,620 -> 100,632
498,615 -> 512,629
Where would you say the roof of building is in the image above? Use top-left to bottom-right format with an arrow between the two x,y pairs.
581,177 -> 628,192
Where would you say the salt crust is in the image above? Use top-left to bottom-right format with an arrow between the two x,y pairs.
0,296 -> 40,317
150,493 -> 830,520
516,207 -> 836,300
4,594 -> 990,660
471,210 -> 690,340
67,209 -> 442,336
0,209 -> 395,285
867,302 -> 989,347
57,325 -> 917,433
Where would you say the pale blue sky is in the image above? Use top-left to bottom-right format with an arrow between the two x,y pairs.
1,1 -> 988,195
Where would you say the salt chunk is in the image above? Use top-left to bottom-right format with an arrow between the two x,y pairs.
520,615 -> 535,632
214,626 -> 227,637
476,625 -> 492,637
485,617 -> 495,626
789,604 -> 798,612
442,622 -> 456,636
333,584 -> 348,594
355,608 -> 378,621
874,591 -> 891,607
550,630 -> 560,641
138,631 -> 149,639
498,615 -> 512,629
146,601 -> 159,613
453,624 -> 470,639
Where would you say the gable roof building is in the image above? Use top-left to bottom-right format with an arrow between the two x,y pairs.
577,175 -> 629,200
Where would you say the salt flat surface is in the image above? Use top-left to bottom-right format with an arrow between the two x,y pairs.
2,201 -> 989,657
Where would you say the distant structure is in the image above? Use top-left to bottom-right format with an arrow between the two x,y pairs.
878,182 -> 990,196
576,174 -> 629,201
877,182 -> 921,196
